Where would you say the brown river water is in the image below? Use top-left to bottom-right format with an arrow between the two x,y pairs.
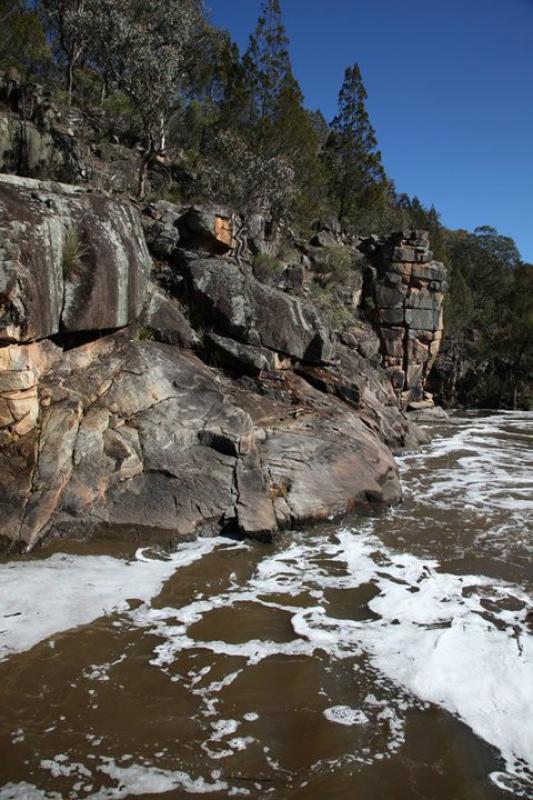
0,412 -> 532,800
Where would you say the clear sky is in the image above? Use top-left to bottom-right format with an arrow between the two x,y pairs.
206,0 -> 533,262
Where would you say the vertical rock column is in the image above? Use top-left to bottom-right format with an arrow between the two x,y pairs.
0,343 -> 53,444
365,230 -> 447,406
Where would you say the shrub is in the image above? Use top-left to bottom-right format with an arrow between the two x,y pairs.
136,325 -> 155,342
62,226 -> 88,276
252,253 -> 283,283
312,245 -> 355,284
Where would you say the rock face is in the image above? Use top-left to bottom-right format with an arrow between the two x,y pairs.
0,178 -> 437,555
179,255 -> 335,365
0,72 -> 88,183
0,333 -> 401,551
0,175 -> 151,342
363,230 -> 447,405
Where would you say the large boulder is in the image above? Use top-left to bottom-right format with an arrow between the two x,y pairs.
178,206 -> 233,254
144,290 -> 197,348
0,175 -> 151,343
180,256 -> 335,365
0,338 -> 402,552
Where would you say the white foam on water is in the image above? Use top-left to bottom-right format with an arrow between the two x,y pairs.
0,785 -> 61,800
228,736 -> 256,751
86,758 -> 235,798
40,757 -> 92,779
323,706 -> 369,726
398,413 -> 533,526
125,524 -> 532,792
295,530 -> 533,792
210,718 -> 240,740
0,538 -> 225,661
6,754 -> 246,799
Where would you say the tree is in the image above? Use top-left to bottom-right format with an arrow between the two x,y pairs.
199,129 -> 295,219
0,1 -> 50,76
494,265 -> 533,407
242,0 -> 291,122
253,74 -> 325,223
325,63 -> 385,225
39,0 -> 95,100
239,0 -> 325,224
87,0 -> 205,198
439,226 -> 533,407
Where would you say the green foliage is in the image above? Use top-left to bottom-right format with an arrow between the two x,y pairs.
443,228 -> 532,408
0,0 -> 51,76
229,1 -> 327,222
268,77 -> 329,223
312,245 -> 354,283
39,0 -> 95,97
308,279 -> 355,332
243,0 -> 291,122
62,226 -> 88,276
136,325 -> 155,342
197,129 -> 295,218
324,63 -> 386,226
252,253 -> 283,282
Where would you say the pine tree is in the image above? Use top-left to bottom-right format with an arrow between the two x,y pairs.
237,0 -> 326,222
243,0 -> 291,122
325,63 -> 385,225
268,75 -> 327,222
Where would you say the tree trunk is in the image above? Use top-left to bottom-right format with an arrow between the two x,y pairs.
496,369 -> 507,409
159,116 -> 166,154
66,59 -> 74,104
137,141 -> 153,200
100,78 -> 108,106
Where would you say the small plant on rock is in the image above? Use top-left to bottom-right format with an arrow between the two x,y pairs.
136,325 -> 155,342
252,253 -> 283,283
62,226 -> 89,276
312,245 -> 354,284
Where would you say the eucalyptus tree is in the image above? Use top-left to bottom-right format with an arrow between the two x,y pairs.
39,0 -> 95,99
88,0 -> 205,197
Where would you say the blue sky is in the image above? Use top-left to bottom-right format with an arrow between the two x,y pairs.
206,0 -> 533,262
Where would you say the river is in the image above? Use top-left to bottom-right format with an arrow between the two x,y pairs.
0,412 -> 532,799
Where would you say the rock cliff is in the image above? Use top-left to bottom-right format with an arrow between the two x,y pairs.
362,230 -> 446,407
0,175 -> 444,553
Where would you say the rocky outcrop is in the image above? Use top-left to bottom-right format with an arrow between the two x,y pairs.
0,72 -> 87,183
144,290 -> 198,349
0,175 -> 151,343
1,334 -> 401,551
362,230 -> 447,407
0,178 -> 437,555
143,201 -> 234,259
178,255 -> 335,365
